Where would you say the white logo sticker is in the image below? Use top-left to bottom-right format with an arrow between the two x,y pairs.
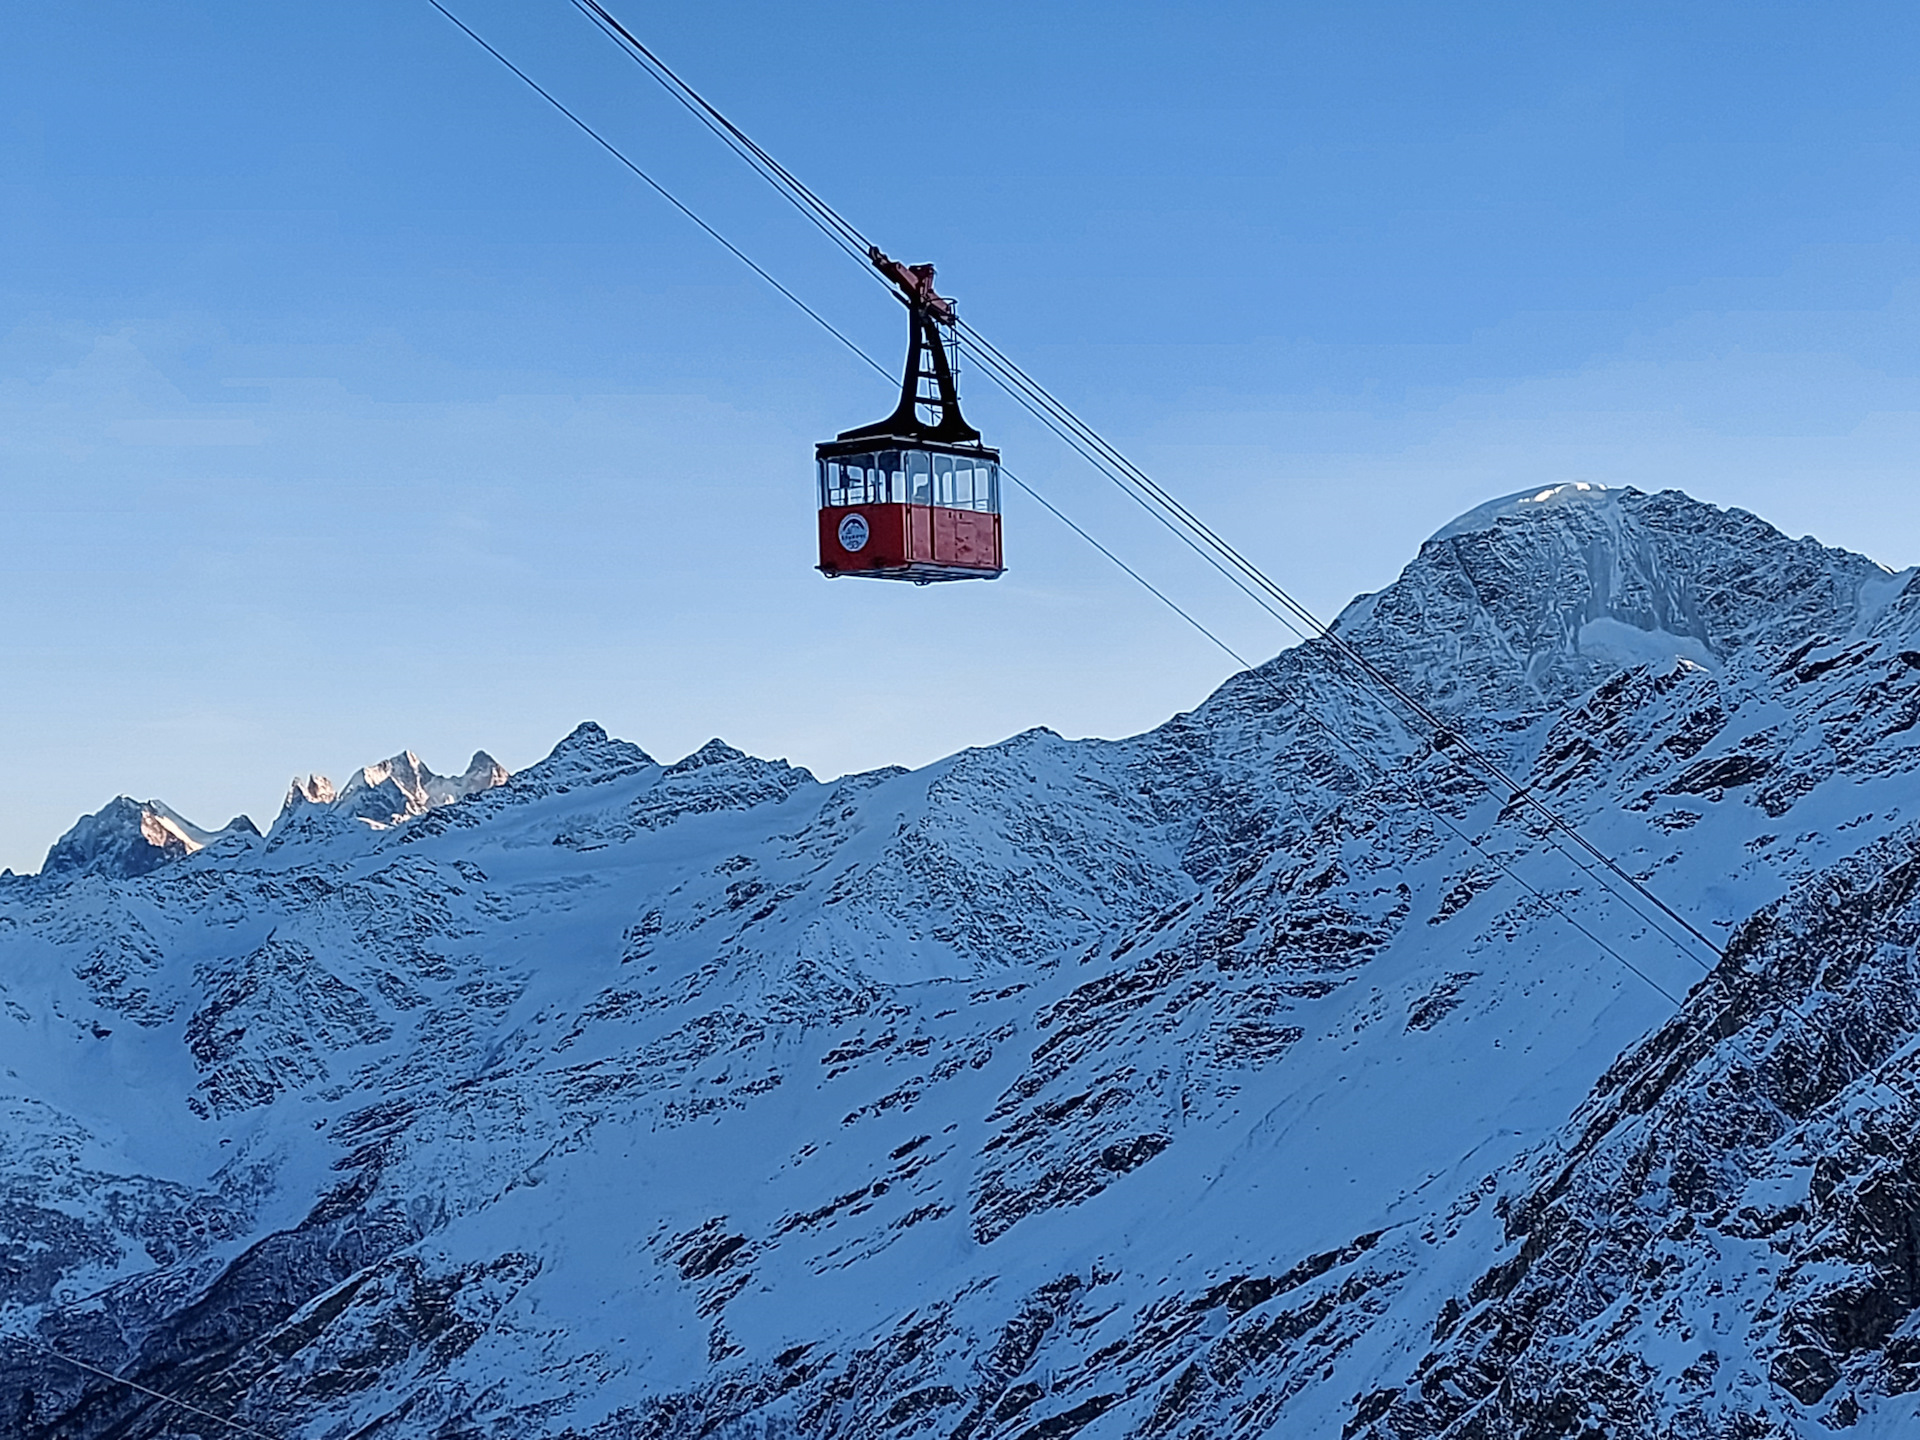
838,512 -> 870,552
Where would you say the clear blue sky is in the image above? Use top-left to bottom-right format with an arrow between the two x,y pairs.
4,0 -> 1920,871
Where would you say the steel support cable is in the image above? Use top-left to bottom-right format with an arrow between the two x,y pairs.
426,0 -> 1704,999
549,0 -> 1724,967
0,38 -> 1686,1440
572,0 -> 869,249
953,318 -> 1725,964
565,0 -> 881,274
998,466 -> 1684,1006
424,0 -> 880,381
0,1333 -> 281,1439
953,333 -> 1715,971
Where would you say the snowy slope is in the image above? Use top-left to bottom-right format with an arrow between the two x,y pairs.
3,485 -> 1919,1439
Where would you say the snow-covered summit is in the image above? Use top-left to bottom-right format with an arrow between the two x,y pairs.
1427,479 -> 1616,542
278,748 -> 509,829
1328,486 -> 1912,727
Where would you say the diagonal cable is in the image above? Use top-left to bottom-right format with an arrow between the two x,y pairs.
426,0 -> 1714,994
546,0 -> 1726,965
0,1333 -> 281,1440
424,0 -> 881,378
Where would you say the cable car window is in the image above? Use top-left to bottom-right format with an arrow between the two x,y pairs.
820,458 -> 856,507
926,456 -> 997,511
820,448 -> 999,512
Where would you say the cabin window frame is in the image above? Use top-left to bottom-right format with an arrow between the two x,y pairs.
820,448 -> 1000,514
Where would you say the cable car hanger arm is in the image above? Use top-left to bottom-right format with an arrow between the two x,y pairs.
869,247 -> 957,325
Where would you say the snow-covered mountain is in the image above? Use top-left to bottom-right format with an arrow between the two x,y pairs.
3,484 -> 1918,1439
39,797 -> 260,881
281,748 -> 510,829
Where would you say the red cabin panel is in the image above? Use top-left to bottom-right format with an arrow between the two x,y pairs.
819,504 -> 908,573
818,504 -> 1002,581
933,508 -> 999,568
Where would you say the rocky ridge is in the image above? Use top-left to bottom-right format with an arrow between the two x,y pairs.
38,799 -> 260,882
281,748 -> 509,829
1,485 -> 1918,1438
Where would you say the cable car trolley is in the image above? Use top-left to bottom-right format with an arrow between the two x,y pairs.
817,250 -> 1003,583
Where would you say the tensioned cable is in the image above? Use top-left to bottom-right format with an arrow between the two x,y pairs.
954,318 -> 1723,964
1002,460 -> 1686,1003
425,1 -> 1709,991
566,0 -> 880,274
0,39 -> 1687,1440
0,1333 -> 280,1439
964,337 -> 1712,972
423,0 -> 879,380
545,1 -> 1725,966
955,337 -> 1703,975
951,337 -> 1713,971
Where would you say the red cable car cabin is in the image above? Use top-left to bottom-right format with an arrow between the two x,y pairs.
817,250 -> 1004,584
817,443 -> 1002,582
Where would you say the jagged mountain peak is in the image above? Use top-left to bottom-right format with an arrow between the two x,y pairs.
41,796 -> 258,879
338,748 -> 433,799
286,773 -> 335,807
275,746 -> 510,830
665,737 -> 749,773
504,721 -> 656,800
1326,486 -> 1915,731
